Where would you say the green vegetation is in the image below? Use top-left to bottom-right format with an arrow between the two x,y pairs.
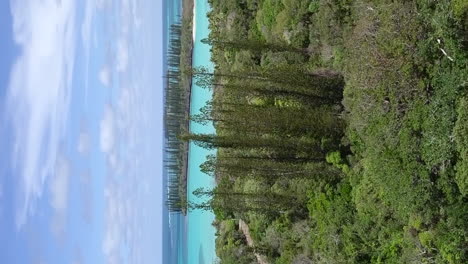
214,219 -> 257,263
164,0 -> 194,213
178,0 -> 468,263
164,22 -> 186,213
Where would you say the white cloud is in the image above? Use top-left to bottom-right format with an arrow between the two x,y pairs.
100,105 -> 116,153
120,0 -> 131,35
77,133 -> 90,155
6,0 -> 77,229
81,0 -> 94,49
99,65 -> 111,87
100,85 -> 148,264
102,184 -> 125,264
77,129 -> 90,155
50,156 -> 70,213
81,0 -> 112,108
131,0 -> 142,29
116,39 -> 129,72
98,0 -> 164,262
49,153 -> 70,240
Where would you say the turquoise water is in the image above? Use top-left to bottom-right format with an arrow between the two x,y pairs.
186,0 -> 217,263
163,0 -> 215,263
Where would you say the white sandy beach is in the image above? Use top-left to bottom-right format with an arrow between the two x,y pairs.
192,0 -> 197,42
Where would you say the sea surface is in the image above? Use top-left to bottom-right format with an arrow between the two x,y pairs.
163,0 -> 217,263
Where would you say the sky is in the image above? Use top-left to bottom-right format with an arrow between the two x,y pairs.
0,0 -> 164,263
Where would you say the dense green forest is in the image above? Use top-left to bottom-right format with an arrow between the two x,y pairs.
164,23 -> 186,213
164,4 -> 194,213
180,0 -> 468,263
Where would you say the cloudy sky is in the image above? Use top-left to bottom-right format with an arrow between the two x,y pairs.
0,0 -> 163,263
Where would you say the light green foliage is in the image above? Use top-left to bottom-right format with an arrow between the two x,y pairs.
270,10 -> 290,43
203,0 -> 468,263
256,0 -> 284,29
308,1 -> 319,13
215,219 -> 257,264
408,214 -> 423,230
273,97 -> 302,108
454,96 -> 468,196
306,182 -> 358,262
339,1 -> 468,262
418,231 -> 434,249
453,0 -> 468,19
247,213 -> 270,242
326,151 -> 349,173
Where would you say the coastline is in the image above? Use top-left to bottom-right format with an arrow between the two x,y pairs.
192,0 -> 197,42
179,0 -> 194,214
185,0 -> 219,262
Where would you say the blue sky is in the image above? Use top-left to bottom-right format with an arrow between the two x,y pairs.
0,0 -> 164,263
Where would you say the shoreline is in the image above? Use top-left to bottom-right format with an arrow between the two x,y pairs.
192,0 -> 197,42
179,0 -> 195,214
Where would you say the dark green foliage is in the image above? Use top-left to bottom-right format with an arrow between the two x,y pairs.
164,23 -> 187,213
164,14 -> 195,213
183,0 -> 468,263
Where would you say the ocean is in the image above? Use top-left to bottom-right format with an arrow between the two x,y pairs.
163,0 -> 217,263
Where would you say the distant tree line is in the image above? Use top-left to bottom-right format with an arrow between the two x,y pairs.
164,23 -> 187,213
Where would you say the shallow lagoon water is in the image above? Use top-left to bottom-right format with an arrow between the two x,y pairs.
186,0 -> 217,263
